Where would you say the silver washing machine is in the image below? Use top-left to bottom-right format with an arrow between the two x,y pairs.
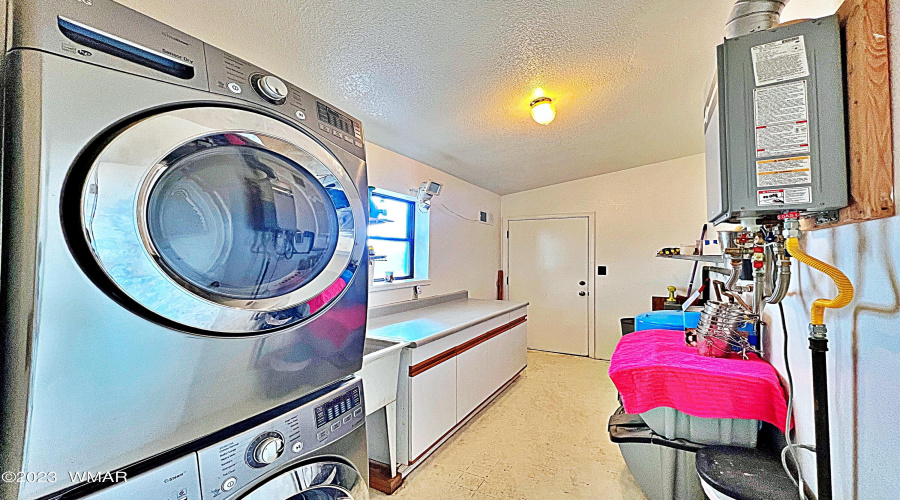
81,379 -> 369,500
0,1 -> 369,498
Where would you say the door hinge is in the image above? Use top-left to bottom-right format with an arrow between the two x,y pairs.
506,277 -> 509,284
506,230 -> 509,238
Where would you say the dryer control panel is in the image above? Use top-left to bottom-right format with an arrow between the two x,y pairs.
205,45 -> 366,160
12,0 -> 365,161
196,379 -> 365,499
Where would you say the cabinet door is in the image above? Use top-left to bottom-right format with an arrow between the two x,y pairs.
456,333 -> 505,421
493,323 -> 526,387
507,323 -> 528,379
409,358 -> 457,461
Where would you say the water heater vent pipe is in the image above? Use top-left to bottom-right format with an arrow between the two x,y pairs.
725,0 -> 789,39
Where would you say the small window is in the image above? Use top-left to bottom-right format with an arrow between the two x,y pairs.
368,191 -> 416,282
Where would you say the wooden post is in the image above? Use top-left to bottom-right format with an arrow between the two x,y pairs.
804,0 -> 895,230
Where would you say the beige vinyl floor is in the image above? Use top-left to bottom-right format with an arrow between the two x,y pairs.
370,350 -> 647,500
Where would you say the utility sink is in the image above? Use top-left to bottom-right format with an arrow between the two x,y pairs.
364,338 -> 402,357
357,337 -> 407,478
357,338 -> 406,416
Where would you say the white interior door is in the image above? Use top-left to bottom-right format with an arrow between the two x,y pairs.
507,217 -> 590,356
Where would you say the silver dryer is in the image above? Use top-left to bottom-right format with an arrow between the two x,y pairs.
1,1 -> 370,498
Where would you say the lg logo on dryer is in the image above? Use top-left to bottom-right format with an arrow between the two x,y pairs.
61,43 -> 92,57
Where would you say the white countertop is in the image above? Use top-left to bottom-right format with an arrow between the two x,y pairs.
367,296 -> 528,347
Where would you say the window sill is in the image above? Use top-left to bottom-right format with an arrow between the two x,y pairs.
370,279 -> 432,292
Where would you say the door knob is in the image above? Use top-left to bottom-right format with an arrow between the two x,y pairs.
579,291 -> 586,296
579,281 -> 586,286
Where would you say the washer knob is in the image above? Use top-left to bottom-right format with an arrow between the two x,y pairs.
255,75 -> 289,103
259,75 -> 288,100
251,435 -> 284,466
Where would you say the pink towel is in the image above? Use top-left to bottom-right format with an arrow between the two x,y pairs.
609,329 -> 791,431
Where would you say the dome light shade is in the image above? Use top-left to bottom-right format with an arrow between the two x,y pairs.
530,97 -> 555,125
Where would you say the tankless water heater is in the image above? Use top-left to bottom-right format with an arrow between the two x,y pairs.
705,15 -> 847,224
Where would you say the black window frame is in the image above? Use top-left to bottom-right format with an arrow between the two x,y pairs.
369,191 -> 416,282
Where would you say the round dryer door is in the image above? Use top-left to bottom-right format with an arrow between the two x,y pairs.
77,106 -> 366,334
239,460 -> 367,500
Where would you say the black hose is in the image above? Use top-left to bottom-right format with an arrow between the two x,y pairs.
779,304 -> 793,407
810,334 -> 832,500
779,303 -> 794,423
779,303 -> 802,492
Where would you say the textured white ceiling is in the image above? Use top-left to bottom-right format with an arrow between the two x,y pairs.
120,0 -> 736,194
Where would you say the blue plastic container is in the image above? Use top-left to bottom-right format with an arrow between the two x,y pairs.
634,310 -> 700,332
635,309 -> 758,349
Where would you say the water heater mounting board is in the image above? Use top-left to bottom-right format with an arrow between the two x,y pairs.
705,15 -> 848,224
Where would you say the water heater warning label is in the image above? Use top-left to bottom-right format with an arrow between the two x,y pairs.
754,81 -> 810,158
750,35 -> 810,86
756,156 -> 812,187
758,187 -> 811,206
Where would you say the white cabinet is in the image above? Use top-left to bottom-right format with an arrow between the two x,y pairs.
505,323 -> 528,380
456,332 -> 505,421
401,307 -> 528,467
408,358 -> 457,460
455,321 -> 528,424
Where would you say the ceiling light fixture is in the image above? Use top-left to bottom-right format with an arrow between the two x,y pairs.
530,97 -> 555,125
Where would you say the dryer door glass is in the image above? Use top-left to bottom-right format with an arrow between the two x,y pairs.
78,106 -> 365,334
146,139 -> 339,300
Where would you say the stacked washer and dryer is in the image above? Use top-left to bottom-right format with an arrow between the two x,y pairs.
1,1 -> 371,499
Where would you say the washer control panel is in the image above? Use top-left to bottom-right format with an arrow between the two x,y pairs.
196,379 -> 365,499
205,45 -> 365,159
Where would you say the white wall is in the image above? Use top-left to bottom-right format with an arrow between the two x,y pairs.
781,0 -> 845,21
760,2 -> 899,498
765,182 -> 900,500
365,143 -> 501,306
501,154 -> 709,359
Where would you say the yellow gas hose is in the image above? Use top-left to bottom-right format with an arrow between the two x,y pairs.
785,237 -> 854,325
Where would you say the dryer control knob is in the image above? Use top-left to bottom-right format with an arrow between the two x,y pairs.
255,75 -> 289,103
253,435 -> 285,466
